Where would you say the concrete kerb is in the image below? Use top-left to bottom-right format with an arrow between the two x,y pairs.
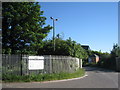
32,73 -> 88,84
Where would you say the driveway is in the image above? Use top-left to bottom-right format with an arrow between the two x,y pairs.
2,66 -> 119,88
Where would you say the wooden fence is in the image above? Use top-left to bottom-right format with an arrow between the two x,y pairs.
2,54 -> 82,75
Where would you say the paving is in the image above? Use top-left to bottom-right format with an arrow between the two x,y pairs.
2,66 -> 119,88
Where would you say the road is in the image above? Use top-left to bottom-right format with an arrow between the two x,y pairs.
2,67 -> 119,88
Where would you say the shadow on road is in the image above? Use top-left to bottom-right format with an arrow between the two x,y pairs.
83,66 -> 117,73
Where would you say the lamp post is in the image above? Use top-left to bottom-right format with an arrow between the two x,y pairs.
50,17 -> 58,51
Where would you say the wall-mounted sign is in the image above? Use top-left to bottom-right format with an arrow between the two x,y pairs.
28,56 -> 44,70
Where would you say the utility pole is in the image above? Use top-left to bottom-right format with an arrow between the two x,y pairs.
50,17 -> 58,51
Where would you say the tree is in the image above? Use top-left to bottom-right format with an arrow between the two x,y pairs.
66,37 -> 88,59
2,2 -> 52,54
38,37 -> 88,59
38,38 -> 69,55
111,44 -> 120,57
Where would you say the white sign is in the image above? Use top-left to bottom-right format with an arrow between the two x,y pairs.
28,56 -> 44,70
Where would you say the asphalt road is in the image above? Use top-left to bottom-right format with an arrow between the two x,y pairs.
2,67 -> 119,88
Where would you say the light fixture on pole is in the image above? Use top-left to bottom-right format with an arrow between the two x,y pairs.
50,17 -> 58,51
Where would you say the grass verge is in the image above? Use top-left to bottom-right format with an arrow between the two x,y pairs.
2,69 -> 85,82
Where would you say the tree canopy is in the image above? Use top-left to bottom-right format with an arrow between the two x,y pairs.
38,37 -> 88,59
2,2 -> 52,54
111,44 -> 120,57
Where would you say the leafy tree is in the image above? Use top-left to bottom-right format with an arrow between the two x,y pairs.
66,37 -> 88,59
38,38 -> 69,55
38,37 -> 88,59
2,2 -> 52,54
111,44 -> 120,57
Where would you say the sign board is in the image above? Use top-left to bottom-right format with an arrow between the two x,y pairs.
28,56 -> 44,70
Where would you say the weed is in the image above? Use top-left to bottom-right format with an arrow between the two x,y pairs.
2,69 -> 85,82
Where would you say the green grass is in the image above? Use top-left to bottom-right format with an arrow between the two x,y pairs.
2,69 -> 85,82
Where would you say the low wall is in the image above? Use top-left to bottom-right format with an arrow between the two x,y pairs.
24,55 -> 82,75
2,54 -> 82,75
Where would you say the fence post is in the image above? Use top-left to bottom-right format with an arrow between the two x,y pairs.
20,54 -> 23,76
49,55 -> 52,73
26,55 -> 29,75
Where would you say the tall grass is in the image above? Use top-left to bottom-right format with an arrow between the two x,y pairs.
3,69 -> 85,82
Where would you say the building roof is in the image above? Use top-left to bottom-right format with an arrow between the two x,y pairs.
81,45 -> 90,50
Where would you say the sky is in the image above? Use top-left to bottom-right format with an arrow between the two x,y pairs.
39,2 -> 118,53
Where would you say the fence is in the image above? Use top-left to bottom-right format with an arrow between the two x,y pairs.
2,54 -> 82,75
2,54 -> 22,75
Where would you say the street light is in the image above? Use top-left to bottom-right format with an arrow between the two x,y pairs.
50,17 -> 58,51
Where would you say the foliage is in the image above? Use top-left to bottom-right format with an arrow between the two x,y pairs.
95,44 -> 120,70
90,50 -> 109,56
97,53 -> 111,68
111,44 -> 120,57
89,50 -> 113,68
38,37 -> 88,59
66,37 -> 88,59
3,68 -> 85,82
2,2 -> 52,54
